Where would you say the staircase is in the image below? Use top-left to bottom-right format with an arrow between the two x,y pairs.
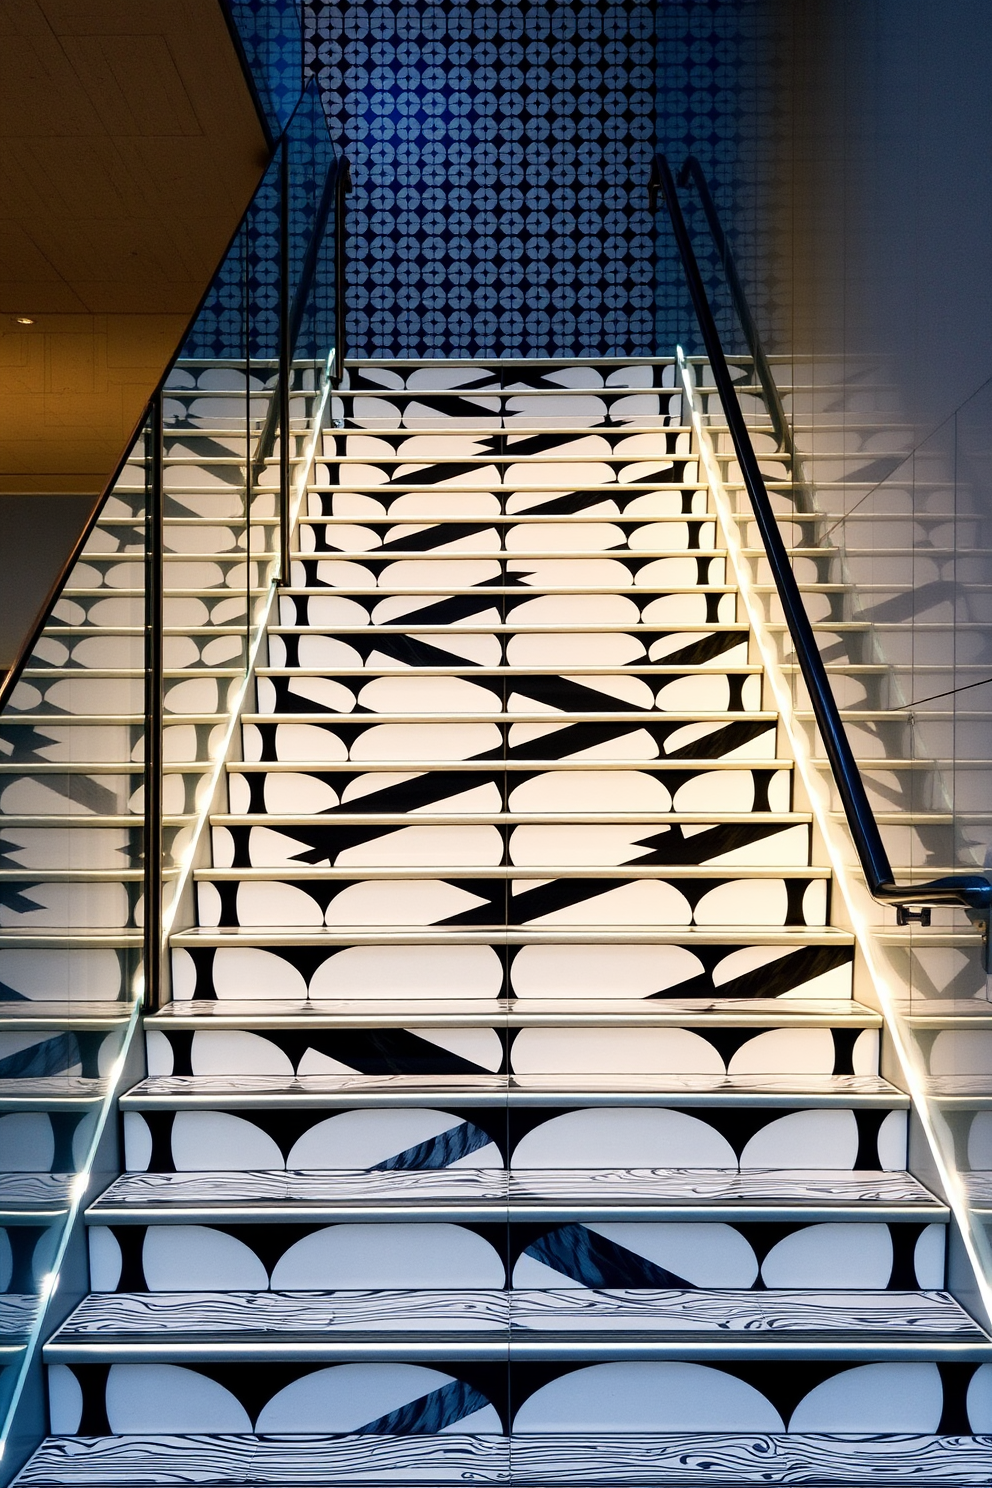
13,358 -> 992,1486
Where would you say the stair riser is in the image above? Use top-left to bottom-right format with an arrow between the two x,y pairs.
171,942 -> 855,1004
244,709 -> 775,762
0,945 -> 135,1003
0,1028 -> 126,1081
121,1107 -> 908,1175
7,675 -> 241,720
194,875 -> 830,931
47,1356 -> 985,1437
320,432 -> 696,458
85,1217 -> 945,1295
144,1026 -> 878,1080
0,881 -> 139,931
208,821 -> 811,871
226,767 -> 794,820
254,681 -> 761,720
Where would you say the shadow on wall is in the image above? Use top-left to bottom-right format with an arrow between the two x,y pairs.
0,495 -> 96,672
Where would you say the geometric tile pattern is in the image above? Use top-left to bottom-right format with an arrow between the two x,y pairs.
303,0 -> 771,360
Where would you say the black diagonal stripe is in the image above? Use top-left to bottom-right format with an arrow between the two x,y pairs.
365,594 -> 504,627
505,720 -> 662,759
357,1378 -> 493,1435
505,488 -> 628,517
524,1224 -> 694,1288
663,720 -> 776,760
270,1027 -> 501,1076
317,769 -> 502,816
373,1118 -> 497,1168
711,944 -> 854,1001
0,883 -> 46,915
651,631 -> 749,668
505,673 -> 653,714
619,819 -> 800,868
378,520 -> 499,549
388,460 -> 496,487
0,1031 -> 82,1079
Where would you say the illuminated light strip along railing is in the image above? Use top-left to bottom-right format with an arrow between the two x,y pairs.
653,150 -> 992,969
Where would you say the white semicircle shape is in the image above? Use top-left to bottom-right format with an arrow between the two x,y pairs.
271,1222 -> 505,1289
513,1361 -> 783,1432
511,1108 -> 736,1169
256,1363 -> 462,1433
106,1364 -> 251,1433
789,1362 -> 942,1433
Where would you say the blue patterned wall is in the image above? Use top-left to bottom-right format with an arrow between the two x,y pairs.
305,0 -> 772,360
185,0 -> 773,363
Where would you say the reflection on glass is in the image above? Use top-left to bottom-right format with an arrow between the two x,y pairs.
688,339 -> 992,1302
0,57 -> 339,1463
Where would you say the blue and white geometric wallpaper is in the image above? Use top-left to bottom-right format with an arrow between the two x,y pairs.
305,0 -> 772,360
185,1 -> 773,363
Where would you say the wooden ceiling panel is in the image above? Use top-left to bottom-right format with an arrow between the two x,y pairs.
0,0 -> 272,494
63,35 -> 206,137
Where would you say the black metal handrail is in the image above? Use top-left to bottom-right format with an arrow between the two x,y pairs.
660,156 -> 792,465
332,156 -> 351,385
253,130 -> 347,576
650,150 -> 992,963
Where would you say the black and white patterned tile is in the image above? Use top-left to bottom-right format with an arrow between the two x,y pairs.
169,939 -> 856,1004
83,1217 -> 947,1296
43,1357 -> 992,1436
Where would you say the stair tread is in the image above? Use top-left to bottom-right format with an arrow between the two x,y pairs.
46,1287 -> 983,1345
170,925 -> 853,945
209,812 -> 805,827
87,1167 -> 942,1218
0,1076 -> 108,1106
195,864 -> 830,881
227,758 -> 795,770
236,711 -> 770,723
0,1001 -> 131,1027
146,996 -> 875,1028
16,1432 -> 992,1487
119,1071 -> 906,1108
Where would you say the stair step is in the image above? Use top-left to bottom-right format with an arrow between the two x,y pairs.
15,1432 -> 992,1486
0,1077 -> 108,1109
119,1071 -> 904,1109
209,811 -> 802,827
87,1167 -> 940,1224
239,710 -> 767,724
169,924 -> 850,944
145,996 -> 875,1029
257,623 -> 748,637
0,1003 -> 131,1029
43,1288 -> 986,1362
227,757 -> 793,769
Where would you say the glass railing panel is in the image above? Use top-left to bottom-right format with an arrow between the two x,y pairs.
0,50 -> 339,1466
0,417 -> 150,1455
690,341 -> 992,1311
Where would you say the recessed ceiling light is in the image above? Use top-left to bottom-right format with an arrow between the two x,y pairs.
14,316 -> 35,325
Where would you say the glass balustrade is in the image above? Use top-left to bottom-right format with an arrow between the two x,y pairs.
0,57 -> 340,1469
672,198 -> 992,1319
